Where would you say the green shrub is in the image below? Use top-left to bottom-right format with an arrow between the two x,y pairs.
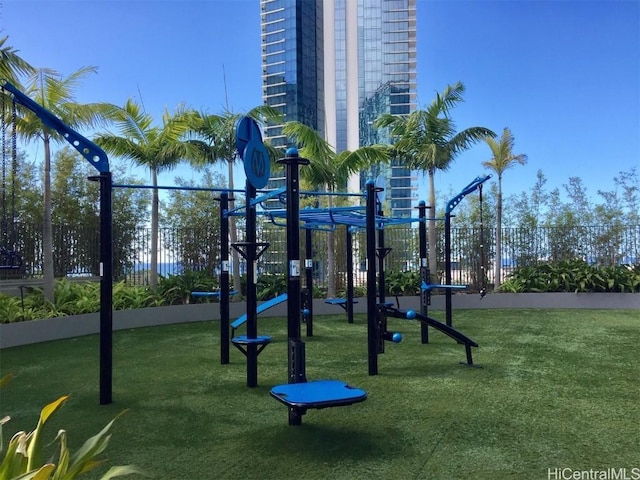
335,284 -> 367,299
499,260 -> 640,293
157,270 -> 218,305
385,270 -> 420,296
112,282 -> 161,310
257,274 -> 287,300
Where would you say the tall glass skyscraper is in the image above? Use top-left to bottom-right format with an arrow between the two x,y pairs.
261,0 -> 417,216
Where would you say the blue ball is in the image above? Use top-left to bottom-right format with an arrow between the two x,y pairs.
286,146 -> 299,157
392,332 -> 403,343
302,308 -> 310,317
406,310 -> 416,320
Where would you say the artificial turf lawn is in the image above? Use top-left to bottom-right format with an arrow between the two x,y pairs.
1,309 -> 638,479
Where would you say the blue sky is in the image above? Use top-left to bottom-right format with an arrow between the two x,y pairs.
3,0 -> 639,205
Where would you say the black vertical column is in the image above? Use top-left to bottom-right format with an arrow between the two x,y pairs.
277,148 -> 309,385
245,181 -> 259,387
98,171 -> 113,405
219,192 -> 230,364
418,201 -> 429,343
376,199 -> 386,305
445,211 -> 453,327
366,181 -> 378,376
346,227 -> 354,324
304,226 -> 313,337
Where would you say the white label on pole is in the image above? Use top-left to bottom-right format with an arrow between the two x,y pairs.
421,258 -> 428,268
253,261 -> 258,284
99,262 -> 103,277
222,260 -> 229,272
290,260 -> 301,277
305,259 -> 313,268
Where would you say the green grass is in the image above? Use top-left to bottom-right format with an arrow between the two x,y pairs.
1,310 -> 638,479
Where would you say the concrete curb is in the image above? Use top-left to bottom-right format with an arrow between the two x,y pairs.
1,293 -> 638,349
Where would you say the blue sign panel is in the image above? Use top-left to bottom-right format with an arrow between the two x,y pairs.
236,117 -> 263,159
243,140 -> 270,189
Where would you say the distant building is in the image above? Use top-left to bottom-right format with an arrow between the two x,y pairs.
260,0 -> 417,216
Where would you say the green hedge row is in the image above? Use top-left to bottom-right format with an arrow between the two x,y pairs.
2,261 -> 638,322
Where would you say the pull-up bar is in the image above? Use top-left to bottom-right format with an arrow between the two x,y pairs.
1,79 -> 114,405
444,174 -> 492,327
113,183 -> 245,194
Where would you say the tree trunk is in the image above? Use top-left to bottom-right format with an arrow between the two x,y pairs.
42,135 -> 55,302
427,170 -> 438,283
494,176 -> 503,289
228,162 -> 241,295
150,168 -> 159,290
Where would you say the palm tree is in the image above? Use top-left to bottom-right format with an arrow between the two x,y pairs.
0,35 -> 35,83
374,82 -> 495,282
187,106 -> 282,292
14,66 -> 119,302
282,121 -> 389,297
482,127 -> 527,289
95,99 -> 200,290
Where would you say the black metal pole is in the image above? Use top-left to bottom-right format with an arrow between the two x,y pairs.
418,201 -> 429,343
245,181 -> 258,387
305,226 -> 313,337
376,200 -> 386,305
277,148 -> 309,385
219,192 -> 230,365
98,171 -> 113,405
366,181 -> 378,376
445,211 -> 453,327
346,226 -> 354,324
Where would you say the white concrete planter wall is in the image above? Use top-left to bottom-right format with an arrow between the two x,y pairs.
1,293 -> 638,349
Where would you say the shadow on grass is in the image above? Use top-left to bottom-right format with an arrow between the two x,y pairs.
252,422 -> 411,461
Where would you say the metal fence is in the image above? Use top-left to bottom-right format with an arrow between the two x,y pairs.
2,222 -> 639,291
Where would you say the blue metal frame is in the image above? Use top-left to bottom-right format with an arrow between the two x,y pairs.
2,79 -> 114,405
445,175 -> 491,326
446,175 -> 491,214
1,80 -> 109,173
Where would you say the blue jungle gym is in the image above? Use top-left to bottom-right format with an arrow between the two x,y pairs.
1,79 -> 487,426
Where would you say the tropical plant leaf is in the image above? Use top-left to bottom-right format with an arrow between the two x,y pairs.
25,396 -> 69,472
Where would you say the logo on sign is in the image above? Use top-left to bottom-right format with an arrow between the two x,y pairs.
251,148 -> 266,179
243,140 -> 270,189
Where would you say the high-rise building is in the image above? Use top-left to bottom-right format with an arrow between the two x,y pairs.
261,0 -> 417,216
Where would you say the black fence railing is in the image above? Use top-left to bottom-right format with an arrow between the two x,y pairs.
2,222 -> 639,292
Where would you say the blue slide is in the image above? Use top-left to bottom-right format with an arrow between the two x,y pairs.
231,293 -> 288,334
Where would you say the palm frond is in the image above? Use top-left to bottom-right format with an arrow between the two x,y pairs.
0,35 -> 35,81
282,121 -> 335,161
482,127 -> 528,176
449,127 -> 496,155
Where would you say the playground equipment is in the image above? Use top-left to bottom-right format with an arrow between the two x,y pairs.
2,79 -> 114,404
371,176 -> 491,365
230,293 -> 287,336
268,147 -> 368,426
357,179 -> 484,368
444,175 -> 491,326
221,117 -> 276,387
322,224 -> 359,324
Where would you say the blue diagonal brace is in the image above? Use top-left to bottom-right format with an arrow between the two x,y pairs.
1,80 -> 109,173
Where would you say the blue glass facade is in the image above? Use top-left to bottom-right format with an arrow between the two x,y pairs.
352,0 -> 417,216
261,0 -> 324,149
261,0 -> 417,216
